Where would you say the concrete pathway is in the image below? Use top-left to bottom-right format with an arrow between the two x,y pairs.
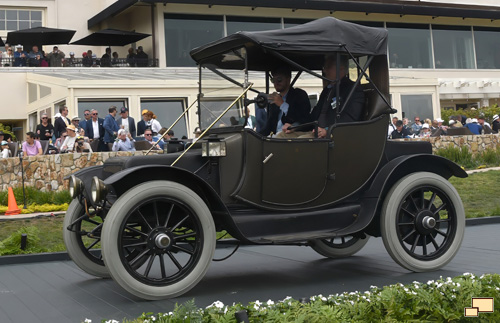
0,222 -> 498,323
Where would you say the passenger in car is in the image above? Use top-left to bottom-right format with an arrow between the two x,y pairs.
259,66 -> 311,138
301,54 -> 365,138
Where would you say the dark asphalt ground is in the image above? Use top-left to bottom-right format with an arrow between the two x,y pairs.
0,222 -> 498,323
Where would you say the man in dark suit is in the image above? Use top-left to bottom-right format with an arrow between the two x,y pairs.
305,54 -> 365,138
103,106 -> 119,147
116,107 -> 137,138
54,106 -> 71,139
85,109 -> 105,151
259,66 -> 311,137
137,109 -> 148,136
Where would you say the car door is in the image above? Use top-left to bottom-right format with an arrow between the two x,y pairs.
261,139 -> 330,206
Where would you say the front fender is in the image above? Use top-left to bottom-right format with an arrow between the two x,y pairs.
103,165 -> 246,241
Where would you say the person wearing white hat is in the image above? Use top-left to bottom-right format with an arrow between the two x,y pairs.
0,140 -> 11,158
492,115 -> 500,133
419,123 -> 431,137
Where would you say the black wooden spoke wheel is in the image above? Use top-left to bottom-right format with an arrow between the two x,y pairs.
101,181 -> 216,300
310,235 -> 369,258
381,172 -> 465,272
63,199 -> 109,278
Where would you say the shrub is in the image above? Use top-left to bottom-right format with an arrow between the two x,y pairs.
0,203 -> 69,214
440,104 -> 500,125
435,146 -> 477,169
0,123 -> 16,141
129,273 -> 500,323
0,187 -> 71,206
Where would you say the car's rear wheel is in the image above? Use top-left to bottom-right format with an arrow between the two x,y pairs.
310,235 -> 369,258
63,199 -> 109,278
101,181 -> 216,300
381,172 -> 465,272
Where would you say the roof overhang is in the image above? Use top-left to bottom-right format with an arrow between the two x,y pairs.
89,0 -> 500,29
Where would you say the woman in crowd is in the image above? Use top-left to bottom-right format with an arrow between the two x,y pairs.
143,110 -> 162,135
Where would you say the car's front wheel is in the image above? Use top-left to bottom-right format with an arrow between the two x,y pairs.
101,181 -> 216,300
310,235 -> 369,258
381,172 -> 465,272
63,199 -> 109,278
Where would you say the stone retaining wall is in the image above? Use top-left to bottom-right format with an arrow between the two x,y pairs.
396,134 -> 500,154
0,151 -> 161,192
1,134 -> 499,192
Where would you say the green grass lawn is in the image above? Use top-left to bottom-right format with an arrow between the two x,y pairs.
0,170 -> 499,254
449,170 -> 500,218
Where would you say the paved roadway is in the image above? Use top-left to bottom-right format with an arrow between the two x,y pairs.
0,222 -> 498,323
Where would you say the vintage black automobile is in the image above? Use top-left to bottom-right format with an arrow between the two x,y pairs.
64,17 -> 467,300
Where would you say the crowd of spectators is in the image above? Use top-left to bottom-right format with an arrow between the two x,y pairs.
389,114 -> 498,139
0,105 -> 190,158
1,43 -> 151,67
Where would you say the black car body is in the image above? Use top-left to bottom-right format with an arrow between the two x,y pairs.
64,17 -> 467,300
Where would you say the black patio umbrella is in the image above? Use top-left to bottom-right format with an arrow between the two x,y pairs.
70,29 -> 151,46
6,27 -> 76,46
0,37 -> 4,47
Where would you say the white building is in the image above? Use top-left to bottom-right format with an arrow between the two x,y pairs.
2,0 -> 500,139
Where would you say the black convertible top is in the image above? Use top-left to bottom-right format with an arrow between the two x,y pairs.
190,17 -> 388,71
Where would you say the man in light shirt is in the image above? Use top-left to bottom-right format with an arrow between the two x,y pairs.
112,129 -> 136,152
116,107 -> 136,138
84,109 -> 105,151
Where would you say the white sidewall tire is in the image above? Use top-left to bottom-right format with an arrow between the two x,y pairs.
381,172 -> 465,272
101,181 -> 216,300
310,236 -> 369,258
63,199 -> 109,278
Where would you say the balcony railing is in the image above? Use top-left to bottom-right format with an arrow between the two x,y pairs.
0,57 -> 160,68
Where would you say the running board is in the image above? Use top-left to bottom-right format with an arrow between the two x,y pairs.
228,204 -> 362,244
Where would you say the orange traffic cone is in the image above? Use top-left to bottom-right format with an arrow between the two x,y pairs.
5,187 -> 21,215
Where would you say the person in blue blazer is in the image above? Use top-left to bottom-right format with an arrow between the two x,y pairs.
103,106 -> 119,148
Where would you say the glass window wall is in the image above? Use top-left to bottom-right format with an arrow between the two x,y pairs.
474,27 -> 500,69
164,14 -> 224,67
387,23 -> 432,69
0,9 -> 43,31
226,16 -> 281,35
78,100 -> 127,122
140,99 -> 188,139
401,94 -> 433,122
433,25 -> 474,69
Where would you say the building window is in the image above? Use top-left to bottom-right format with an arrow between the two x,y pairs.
140,99 -> 188,139
226,16 -> 281,35
433,25 -> 474,69
199,99 -> 241,129
284,18 -> 312,28
164,14 -> 224,67
78,100 -> 127,121
0,9 -> 43,31
387,23 -> 432,69
474,27 -> 500,69
401,94 -> 433,122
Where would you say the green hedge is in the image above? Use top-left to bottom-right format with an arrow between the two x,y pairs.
0,186 -> 71,207
129,273 -> 500,323
435,146 -> 500,169
440,105 -> 500,125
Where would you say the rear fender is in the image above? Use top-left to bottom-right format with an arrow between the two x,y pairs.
103,166 -> 243,239
361,154 -> 467,237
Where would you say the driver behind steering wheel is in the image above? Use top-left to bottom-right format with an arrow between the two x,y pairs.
258,66 -> 311,138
